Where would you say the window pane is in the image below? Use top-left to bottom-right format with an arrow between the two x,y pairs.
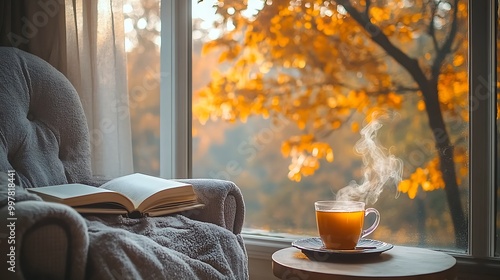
192,0 -> 469,251
125,0 -> 161,176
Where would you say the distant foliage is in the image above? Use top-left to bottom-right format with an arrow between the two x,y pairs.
194,0 -> 468,201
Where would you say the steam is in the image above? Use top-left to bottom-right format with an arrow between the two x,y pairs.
335,112 -> 403,205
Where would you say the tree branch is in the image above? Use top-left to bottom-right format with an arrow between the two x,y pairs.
334,0 -> 432,95
365,86 -> 420,96
365,0 -> 371,18
428,1 -> 440,52
431,0 -> 459,81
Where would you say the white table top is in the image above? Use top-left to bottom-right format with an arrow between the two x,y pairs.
272,246 -> 457,280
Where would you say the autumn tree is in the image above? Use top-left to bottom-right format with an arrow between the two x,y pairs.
195,0 -> 468,248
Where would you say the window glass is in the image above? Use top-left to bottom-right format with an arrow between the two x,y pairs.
124,0 -> 161,176
192,0 -> 469,251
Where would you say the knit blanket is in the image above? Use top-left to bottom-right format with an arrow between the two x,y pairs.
0,181 -> 248,280
85,214 -> 248,279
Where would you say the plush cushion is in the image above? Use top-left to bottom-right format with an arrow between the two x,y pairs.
0,47 -> 92,188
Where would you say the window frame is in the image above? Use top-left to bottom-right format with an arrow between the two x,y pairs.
160,0 -> 500,277
160,0 -> 191,179
469,0 -> 496,259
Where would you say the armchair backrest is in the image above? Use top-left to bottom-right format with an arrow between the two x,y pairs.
0,47 -> 92,188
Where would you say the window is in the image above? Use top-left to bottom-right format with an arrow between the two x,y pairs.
192,0 -> 472,251
127,0 -> 499,276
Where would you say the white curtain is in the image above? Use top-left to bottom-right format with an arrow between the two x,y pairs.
64,0 -> 133,178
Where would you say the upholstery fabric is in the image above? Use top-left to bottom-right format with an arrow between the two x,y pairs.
179,179 -> 245,234
0,47 -> 92,188
22,224 -> 69,279
0,193 -> 89,280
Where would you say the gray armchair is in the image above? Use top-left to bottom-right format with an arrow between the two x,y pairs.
0,47 -> 248,279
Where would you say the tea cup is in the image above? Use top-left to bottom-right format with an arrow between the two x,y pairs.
315,200 -> 380,250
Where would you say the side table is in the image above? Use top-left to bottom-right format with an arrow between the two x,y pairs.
272,246 -> 457,280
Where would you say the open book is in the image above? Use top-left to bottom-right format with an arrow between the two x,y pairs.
27,173 -> 204,217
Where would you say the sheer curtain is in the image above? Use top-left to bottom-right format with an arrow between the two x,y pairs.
64,0 -> 133,178
0,0 -> 133,178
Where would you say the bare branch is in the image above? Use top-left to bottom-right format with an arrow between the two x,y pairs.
431,0 -> 459,81
365,0 -> 371,18
428,1 -> 440,52
365,86 -> 420,96
334,0 -> 431,95
317,109 -> 357,139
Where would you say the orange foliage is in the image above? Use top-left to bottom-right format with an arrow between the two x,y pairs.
399,146 -> 468,199
195,0 -> 469,198
281,134 -> 334,181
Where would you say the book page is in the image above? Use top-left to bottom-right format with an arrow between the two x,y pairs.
28,183 -> 114,199
101,173 -> 192,210
27,184 -> 135,211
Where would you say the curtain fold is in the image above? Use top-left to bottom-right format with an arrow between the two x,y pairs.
0,0 -> 134,179
65,0 -> 133,178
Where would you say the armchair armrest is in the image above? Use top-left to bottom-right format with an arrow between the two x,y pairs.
0,200 -> 89,280
85,176 -> 245,234
177,179 -> 245,235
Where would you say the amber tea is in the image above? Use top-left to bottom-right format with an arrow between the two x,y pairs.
314,201 -> 380,250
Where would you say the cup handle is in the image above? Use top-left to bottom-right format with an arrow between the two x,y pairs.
361,208 -> 380,238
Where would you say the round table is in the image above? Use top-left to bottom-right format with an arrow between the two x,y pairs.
272,246 -> 457,280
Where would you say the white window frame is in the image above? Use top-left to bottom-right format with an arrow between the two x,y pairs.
160,0 -> 500,277
160,0 -> 191,179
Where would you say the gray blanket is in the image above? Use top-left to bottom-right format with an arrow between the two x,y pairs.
0,182 -> 248,279
85,215 -> 248,279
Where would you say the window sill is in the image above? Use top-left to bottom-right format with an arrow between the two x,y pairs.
242,233 -> 500,279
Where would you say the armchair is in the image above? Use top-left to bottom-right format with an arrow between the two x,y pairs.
0,47 -> 248,279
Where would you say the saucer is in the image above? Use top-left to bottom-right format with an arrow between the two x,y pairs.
292,237 -> 393,258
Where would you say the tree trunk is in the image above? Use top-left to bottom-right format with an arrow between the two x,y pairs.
422,85 -> 468,249
416,196 -> 427,246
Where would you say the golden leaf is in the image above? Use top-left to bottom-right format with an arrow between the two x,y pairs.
326,149 -> 334,162
417,100 -> 426,111
408,182 -> 418,199
453,55 -> 464,67
422,181 -> 432,191
398,179 -> 411,193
